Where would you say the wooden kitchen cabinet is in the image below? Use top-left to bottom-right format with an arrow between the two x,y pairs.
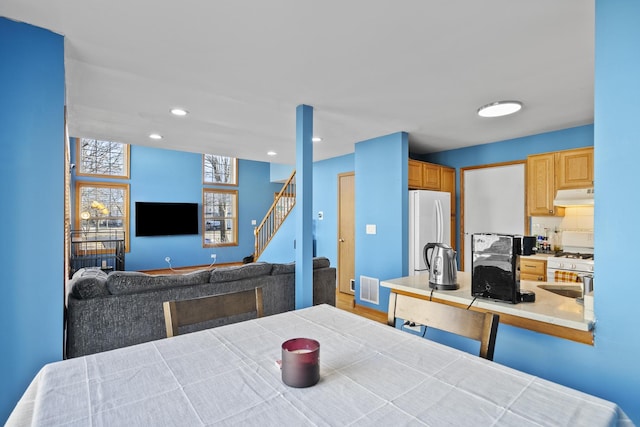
526,147 -> 593,216
408,159 -> 441,190
527,153 -> 563,216
556,147 -> 594,189
520,258 -> 547,281
408,159 -> 456,249
408,160 -> 423,188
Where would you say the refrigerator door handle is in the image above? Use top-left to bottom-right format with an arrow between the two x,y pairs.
435,199 -> 443,243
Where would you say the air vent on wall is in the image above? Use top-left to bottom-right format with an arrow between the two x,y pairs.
360,276 -> 379,304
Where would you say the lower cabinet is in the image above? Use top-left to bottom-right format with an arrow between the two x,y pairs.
520,258 -> 547,281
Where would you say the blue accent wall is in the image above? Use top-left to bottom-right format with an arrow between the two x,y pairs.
354,132 -> 408,310
259,153 -> 355,266
269,162 -> 294,182
71,144 -> 280,270
312,154 -> 355,265
0,18 -> 65,423
592,0 -> 640,421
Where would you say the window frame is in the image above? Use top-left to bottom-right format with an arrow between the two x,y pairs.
202,188 -> 238,248
75,137 -> 130,179
74,181 -> 130,253
202,154 -> 238,186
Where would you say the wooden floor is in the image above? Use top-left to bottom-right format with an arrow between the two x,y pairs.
335,290 -> 387,324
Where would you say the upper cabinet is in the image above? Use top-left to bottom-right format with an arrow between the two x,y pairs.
526,147 -> 593,216
527,153 -> 562,216
408,159 -> 453,191
409,159 -> 442,190
556,147 -> 594,189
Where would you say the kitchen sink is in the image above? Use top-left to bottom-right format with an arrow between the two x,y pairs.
537,284 -> 582,299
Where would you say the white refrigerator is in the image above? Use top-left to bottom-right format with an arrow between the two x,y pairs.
409,190 -> 451,276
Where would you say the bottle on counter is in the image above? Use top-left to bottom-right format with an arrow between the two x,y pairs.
552,229 -> 561,252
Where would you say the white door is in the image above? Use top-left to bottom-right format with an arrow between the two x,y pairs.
462,162 -> 526,272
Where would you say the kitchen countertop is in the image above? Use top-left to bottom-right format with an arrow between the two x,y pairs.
381,271 -> 593,333
520,253 -> 555,260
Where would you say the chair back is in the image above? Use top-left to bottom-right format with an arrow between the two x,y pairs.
163,287 -> 263,337
387,292 -> 499,360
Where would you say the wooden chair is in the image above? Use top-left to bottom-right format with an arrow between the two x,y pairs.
387,292 -> 499,360
163,287 -> 264,338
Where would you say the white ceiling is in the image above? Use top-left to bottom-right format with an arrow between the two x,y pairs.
1,1 -> 594,165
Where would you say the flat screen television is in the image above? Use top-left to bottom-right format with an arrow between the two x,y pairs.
135,202 -> 199,236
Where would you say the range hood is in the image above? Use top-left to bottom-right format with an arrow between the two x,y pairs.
553,188 -> 594,206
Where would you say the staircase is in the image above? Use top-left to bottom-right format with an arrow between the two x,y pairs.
254,170 -> 296,260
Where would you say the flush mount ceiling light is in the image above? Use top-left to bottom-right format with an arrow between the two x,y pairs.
477,101 -> 523,118
149,133 -> 163,140
267,151 -> 277,156
312,137 -> 322,142
170,108 -> 188,116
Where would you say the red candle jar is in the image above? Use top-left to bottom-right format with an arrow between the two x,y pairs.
281,338 -> 320,388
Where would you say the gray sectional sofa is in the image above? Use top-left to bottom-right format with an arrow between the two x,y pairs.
65,258 -> 336,358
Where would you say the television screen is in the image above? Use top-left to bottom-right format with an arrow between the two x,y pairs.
135,202 -> 199,236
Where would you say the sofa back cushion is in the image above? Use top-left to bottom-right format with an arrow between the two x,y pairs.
107,269 -> 211,295
209,262 -> 272,283
271,257 -> 331,275
69,268 -> 110,300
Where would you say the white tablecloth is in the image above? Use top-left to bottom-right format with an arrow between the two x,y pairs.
8,304 -> 632,426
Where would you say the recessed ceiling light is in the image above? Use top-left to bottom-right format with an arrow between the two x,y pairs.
170,108 -> 188,116
267,151 -> 277,156
477,101 -> 523,118
312,137 -> 322,142
149,133 -> 163,140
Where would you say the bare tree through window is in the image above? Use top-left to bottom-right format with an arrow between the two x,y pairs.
75,182 -> 129,252
203,189 -> 237,247
77,138 -> 129,178
203,154 -> 237,185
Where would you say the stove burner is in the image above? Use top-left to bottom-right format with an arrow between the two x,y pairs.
557,252 -> 594,260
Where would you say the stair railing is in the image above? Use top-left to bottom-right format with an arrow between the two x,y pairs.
254,170 -> 296,260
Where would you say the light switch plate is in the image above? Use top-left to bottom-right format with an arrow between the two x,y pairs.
366,224 -> 377,234
251,219 -> 257,225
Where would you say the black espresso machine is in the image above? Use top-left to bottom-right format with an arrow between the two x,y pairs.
471,233 -> 522,304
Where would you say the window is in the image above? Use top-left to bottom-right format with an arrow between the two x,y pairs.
75,182 -> 130,251
203,154 -> 237,185
203,189 -> 238,247
76,138 -> 130,178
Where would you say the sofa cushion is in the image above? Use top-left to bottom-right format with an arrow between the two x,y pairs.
70,268 -> 110,299
313,257 -> 330,269
271,262 -> 295,275
271,258 -> 331,275
107,269 -> 211,295
209,262 -> 273,283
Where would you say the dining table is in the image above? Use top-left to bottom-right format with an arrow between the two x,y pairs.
7,304 -> 631,426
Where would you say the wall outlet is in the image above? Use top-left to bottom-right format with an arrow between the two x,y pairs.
403,322 -> 423,333
210,254 -> 217,260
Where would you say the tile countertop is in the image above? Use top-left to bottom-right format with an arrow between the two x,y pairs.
381,271 -> 593,332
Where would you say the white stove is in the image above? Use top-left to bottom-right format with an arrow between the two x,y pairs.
546,231 -> 594,282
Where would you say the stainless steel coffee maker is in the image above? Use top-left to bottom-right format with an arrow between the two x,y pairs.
424,242 -> 459,290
